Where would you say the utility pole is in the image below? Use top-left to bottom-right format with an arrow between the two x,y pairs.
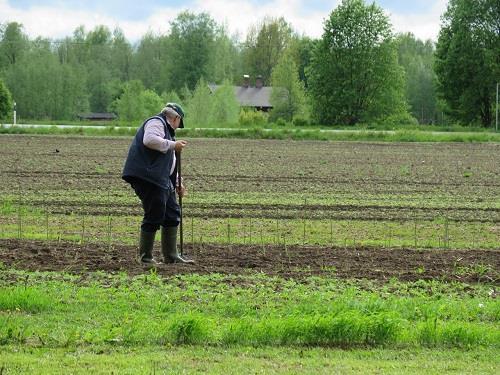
13,101 -> 16,126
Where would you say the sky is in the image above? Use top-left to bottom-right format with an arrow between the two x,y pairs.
0,0 -> 448,43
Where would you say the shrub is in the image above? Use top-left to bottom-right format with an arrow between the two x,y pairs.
292,116 -> 310,126
275,118 -> 288,127
239,109 -> 268,127
381,112 -> 419,126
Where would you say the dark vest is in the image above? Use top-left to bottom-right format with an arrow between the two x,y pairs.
122,115 -> 176,191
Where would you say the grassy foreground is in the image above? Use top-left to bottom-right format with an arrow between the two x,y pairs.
1,346 -> 498,374
0,267 -> 499,373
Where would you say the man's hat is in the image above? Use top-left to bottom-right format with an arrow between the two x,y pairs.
165,102 -> 185,128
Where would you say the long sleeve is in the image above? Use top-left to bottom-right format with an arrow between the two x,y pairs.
143,118 -> 175,153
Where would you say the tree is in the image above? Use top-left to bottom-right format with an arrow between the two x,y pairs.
110,28 -> 132,82
270,50 -> 307,122
111,80 -> 163,123
185,77 -> 214,126
209,26 -> 240,84
85,26 -> 114,112
396,33 -> 439,124
167,12 -> 217,91
242,17 -> 295,84
0,22 -> 28,69
4,40 -> 89,120
289,36 -> 315,89
161,90 -> 182,108
308,0 -> 408,125
140,89 -> 164,118
0,78 -> 13,119
435,0 -> 499,127
130,32 -> 165,92
210,79 -> 240,124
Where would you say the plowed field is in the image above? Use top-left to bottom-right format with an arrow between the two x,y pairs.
1,239 -> 498,283
0,134 -> 498,282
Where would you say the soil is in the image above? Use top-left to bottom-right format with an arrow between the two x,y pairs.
1,239 -> 498,284
1,136 -> 499,223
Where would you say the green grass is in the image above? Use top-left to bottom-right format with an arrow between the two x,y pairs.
0,270 -> 498,349
1,124 -> 499,142
6,118 -> 496,131
1,346 -> 498,374
0,286 -> 52,313
0,269 -> 498,373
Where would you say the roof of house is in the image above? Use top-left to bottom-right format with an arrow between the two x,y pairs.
208,84 -> 273,108
77,112 -> 117,120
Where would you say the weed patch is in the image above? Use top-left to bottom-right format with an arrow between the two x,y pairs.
0,286 -> 52,313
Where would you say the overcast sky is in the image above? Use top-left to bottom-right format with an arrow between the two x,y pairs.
0,0 -> 448,43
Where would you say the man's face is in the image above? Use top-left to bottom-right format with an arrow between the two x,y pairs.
171,115 -> 181,129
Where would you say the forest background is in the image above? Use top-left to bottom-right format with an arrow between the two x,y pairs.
0,0 -> 498,129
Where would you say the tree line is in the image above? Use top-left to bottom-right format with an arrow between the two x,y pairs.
0,0 -> 498,127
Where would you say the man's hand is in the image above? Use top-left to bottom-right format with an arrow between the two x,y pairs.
177,184 -> 187,198
174,140 -> 187,152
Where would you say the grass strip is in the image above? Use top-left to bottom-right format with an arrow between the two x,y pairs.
0,270 -> 498,349
1,125 -> 499,142
0,346 -> 498,374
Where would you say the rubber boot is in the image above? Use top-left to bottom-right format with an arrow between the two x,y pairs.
138,230 -> 160,265
161,226 -> 194,264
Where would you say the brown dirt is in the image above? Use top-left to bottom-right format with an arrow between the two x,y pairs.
0,239 -> 498,284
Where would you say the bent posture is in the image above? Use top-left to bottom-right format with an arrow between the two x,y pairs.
122,103 -> 194,265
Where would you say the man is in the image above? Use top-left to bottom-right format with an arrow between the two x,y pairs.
122,103 -> 194,265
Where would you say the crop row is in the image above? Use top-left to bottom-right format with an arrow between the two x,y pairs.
1,211 -> 498,250
0,135 -> 498,249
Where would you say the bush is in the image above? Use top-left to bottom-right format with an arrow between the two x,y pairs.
381,112 -> 419,126
238,109 -> 268,127
292,116 -> 310,126
275,118 -> 288,127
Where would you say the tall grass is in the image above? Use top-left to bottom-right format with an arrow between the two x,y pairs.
222,312 -> 399,347
0,271 -> 497,349
0,286 -> 52,313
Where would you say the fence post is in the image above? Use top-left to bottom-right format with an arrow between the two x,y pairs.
414,216 -> 418,249
191,217 -> 194,249
330,221 -> 333,246
260,226 -> 264,253
275,219 -> 279,245
249,218 -> 252,244
81,214 -> 86,245
107,215 -> 112,250
242,218 -> 246,245
17,185 -> 22,240
45,207 -> 49,240
444,217 -> 449,249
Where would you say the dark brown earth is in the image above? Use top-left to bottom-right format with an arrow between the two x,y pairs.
0,239 -> 498,284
